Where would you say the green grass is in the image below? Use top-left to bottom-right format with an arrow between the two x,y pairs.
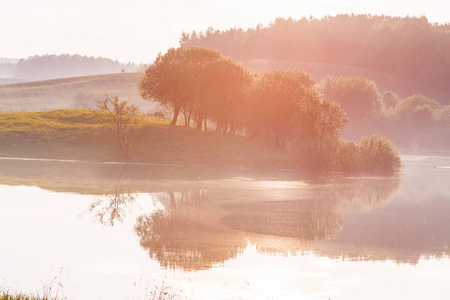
0,293 -> 58,300
0,109 -> 293,169
0,73 -> 154,112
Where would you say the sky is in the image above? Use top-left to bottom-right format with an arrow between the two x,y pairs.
1,0 -> 450,64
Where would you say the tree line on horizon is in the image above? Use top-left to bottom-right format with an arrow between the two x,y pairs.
179,14 -> 450,102
0,54 -> 148,81
138,46 -> 403,175
320,75 -> 450,149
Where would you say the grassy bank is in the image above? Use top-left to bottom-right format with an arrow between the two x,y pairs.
0,292 -> 57,300
0,109 -> 294,169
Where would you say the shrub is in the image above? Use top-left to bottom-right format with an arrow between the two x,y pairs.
356,135 -> 402,175
152,111 -> 166,119
333,135 -> 402,175
333,140 -> 359,172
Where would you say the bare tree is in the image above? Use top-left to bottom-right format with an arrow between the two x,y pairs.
94,95 -> 145,157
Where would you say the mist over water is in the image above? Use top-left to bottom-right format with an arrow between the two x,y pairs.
0,154 -> 449,299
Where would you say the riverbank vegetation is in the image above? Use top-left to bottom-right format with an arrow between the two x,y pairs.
0,292 -> 58,300
0,47 -> 405,175
318,76 -> 450,149
4,47 -> 428,175
138,47 -> 402,175
0,109 -> 294,169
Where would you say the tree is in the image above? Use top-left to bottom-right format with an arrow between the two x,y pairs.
320,75 -> 382,124
139,46 -> 254,131
381,91 -> 399,111
94,95 -> 144,157
87,170 -> 136,226
139,48 -> 188,126
248,69 -> 316,148
292,96 -> 349,171
139,47 -> 222,126
395,94 -> 440,115
180,15 -> 450,103
356,135 -> 402,175
394,94 -> 440,130
197,57 -> 252,134
15,53 -> 122,80
392,95 -> 440,146
134,190 -> 247,271
437,105 -> 450,126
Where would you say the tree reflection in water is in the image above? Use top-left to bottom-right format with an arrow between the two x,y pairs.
133,176 -> 402,270
134,190 -> 247,271
246,177 -> 402,256
88,188 -> 135,226
86,167 -> 136,226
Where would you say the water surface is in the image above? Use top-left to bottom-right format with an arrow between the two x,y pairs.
1,155 -> 449,299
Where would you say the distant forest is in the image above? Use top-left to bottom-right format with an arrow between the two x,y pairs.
0,54 -> 147,81
180,14 -> 450,103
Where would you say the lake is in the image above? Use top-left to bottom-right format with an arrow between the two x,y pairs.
0,154 -> 449,299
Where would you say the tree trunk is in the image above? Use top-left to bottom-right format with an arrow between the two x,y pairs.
169,192 -> 176,207
185,112 -> 191,127
196,116 -> 203,130
170,105 -> 181,126
183,110 -> 188,127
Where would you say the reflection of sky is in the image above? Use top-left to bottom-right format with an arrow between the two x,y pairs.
1,154 -> 450,300
1,184 -> 449,300
185,247 -> 450,300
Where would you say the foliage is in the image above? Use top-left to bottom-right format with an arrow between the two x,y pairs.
196,56 -> 252,133
320,75 -> 382,124
368,94 -> 450,148
139,46 -> 251,130
151,111 -> 166,119
180,14 -> 450,102
437,105 -> 450,126
244,68 -> 350,171
333,135 -> 402,175
381,91 -> 399,111
356,135 -> 402,175
15,54 -> 121,80
248,69 -> 316,148
12,54 -> 145,81
394,95 -> 440,135
395,94 -> 440,116
292,97 -> 349,171
332,140 -> 359,172
139,47 -> 218,126
93,96 -> 145,157
0,292 -> 58,300
139,56 -> 401,174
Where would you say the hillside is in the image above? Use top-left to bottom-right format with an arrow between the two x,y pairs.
240,59 -> 417,99
0,109 -> 293,169
0,78 -> 29,85
0,73 -> 156,112
181,15 -> 450,103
